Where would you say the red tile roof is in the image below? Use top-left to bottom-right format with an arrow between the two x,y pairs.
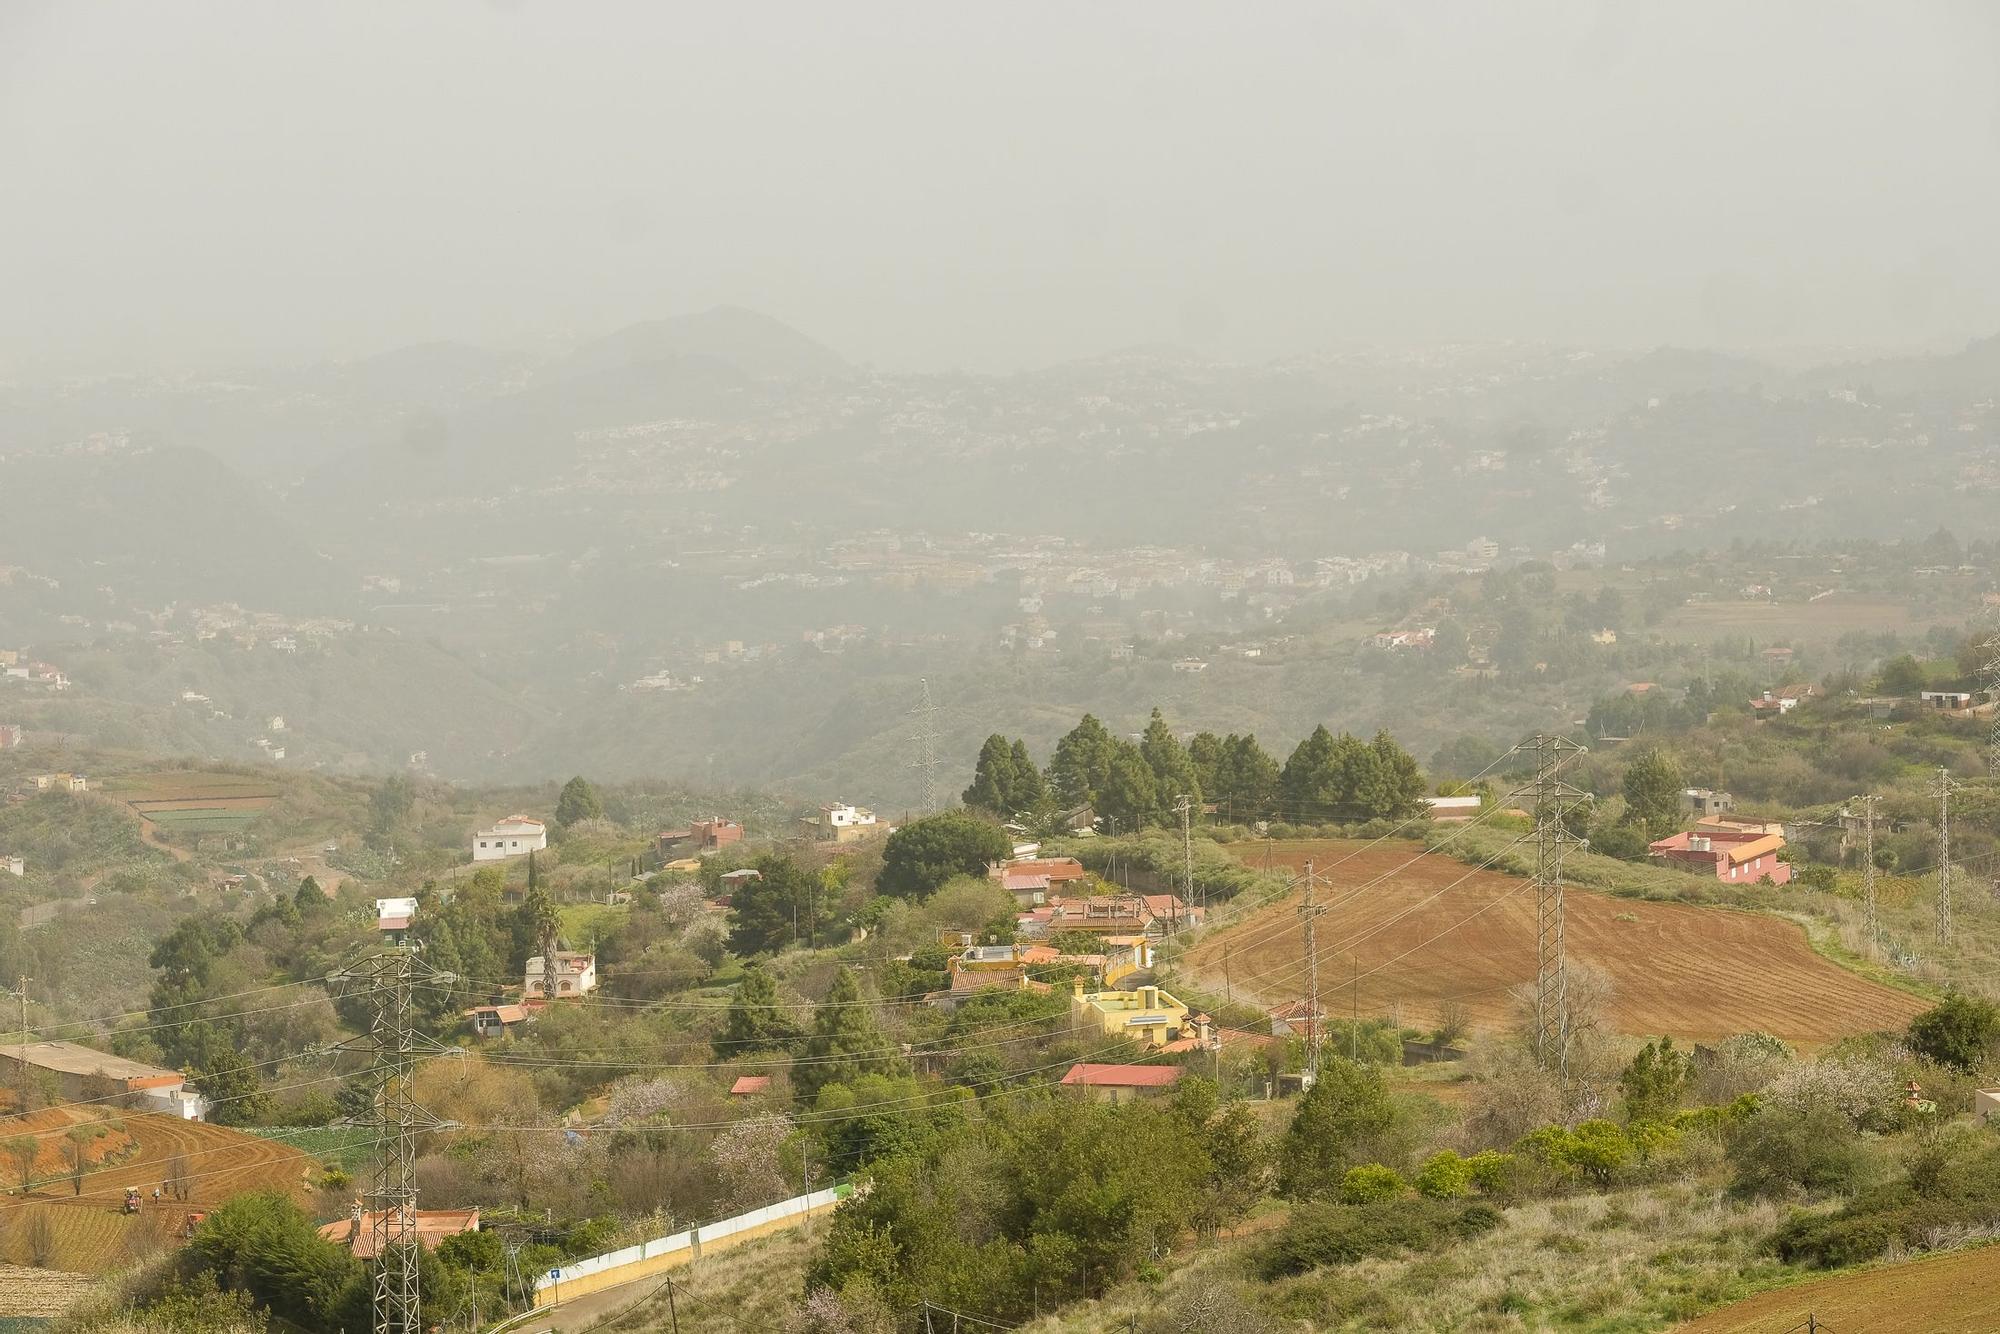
729,1075 -> 772,1096
1060,1063 -> 1183,1089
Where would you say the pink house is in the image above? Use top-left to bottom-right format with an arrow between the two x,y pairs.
1648,830 -> 1792,885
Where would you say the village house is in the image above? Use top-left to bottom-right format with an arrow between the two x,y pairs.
656,817 -> 744,857
320,1205 -> 479,1257
0,724 -> 21,750
729,1075 -> 772,1097
1648,830 -> 1793,885
4,856 -> 21,877
1059,1062 -> 1183,1104
466,1004 -> 531,1040
473,815 -> 547,862
525,951 -> 598,999
1681,787 -> 1736,818
1920,690 -> 1974,710
1425,795 -> 1482,821
375,896 -> 417,933
1070,980 -> 1191,1048
806,803 -> 878,844
0,1041 -> 207,1120
989,855 -> 1090,908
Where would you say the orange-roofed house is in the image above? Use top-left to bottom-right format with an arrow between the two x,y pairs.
1060,1063 -> 1183,1103
321,1205 -> 479,1257
1648,830 -> 1792,885
730,1075 -> 772,1097
992,856 -> 1090,908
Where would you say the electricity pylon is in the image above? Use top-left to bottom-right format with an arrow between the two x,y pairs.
1510,733 -> 1588,1095
1855,794 -> 1879,952
908,678 -> 943,814
329,947 -> 461,1334
1934,766 -> 1956,945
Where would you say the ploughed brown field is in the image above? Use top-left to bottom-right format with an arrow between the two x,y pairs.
1185,840 -> 1923,1044
1675,1243 -> 2000,1332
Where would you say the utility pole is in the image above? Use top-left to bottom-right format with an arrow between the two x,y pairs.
330,947 -> 461,1334
1935,766 -> 1955,945
1297,861 -> 1325,1089
1511,734 -> 1587,1100
1349,954 -> 1360,1060
665,1278 -> 681,1334
9,978 -> 27,1111
908,678 -> 943,815
1857,794 -> 1879,952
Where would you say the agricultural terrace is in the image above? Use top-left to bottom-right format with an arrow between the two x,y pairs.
1184,839 -> 1923,1045
109,770 -> 279,836
1679,1243 -> 2000,1333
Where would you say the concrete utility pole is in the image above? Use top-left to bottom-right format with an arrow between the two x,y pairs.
1856,792 -> 1872,948
1511,734 -> 1588,1099
1297,861 -> 1325,1089
908,679 -> 943,815
1935,766 -> 1956,945
329,948 -> 461,1334
10,978 -> 27,1111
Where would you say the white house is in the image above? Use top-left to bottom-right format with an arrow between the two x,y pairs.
812,804 -> 878,844
473,815 -> 548,862
376,896 -> 418,932
3,856 -> 21,877
526,952 -> 597,999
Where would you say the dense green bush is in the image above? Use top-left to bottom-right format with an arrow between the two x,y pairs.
1258,1198 -> 1502,1279
1340,1164 -> 1409,1204
1726,1105 -> 1871,1200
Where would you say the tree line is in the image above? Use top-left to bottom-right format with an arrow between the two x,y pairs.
964,707 -> 1429,829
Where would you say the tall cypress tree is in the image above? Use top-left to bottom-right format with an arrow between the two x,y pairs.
795,968 -> 899,1100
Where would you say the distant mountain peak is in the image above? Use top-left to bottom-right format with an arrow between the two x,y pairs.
563,307 -> 847,381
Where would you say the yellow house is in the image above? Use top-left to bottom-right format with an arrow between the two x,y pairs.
1070,979 -> 1190,1049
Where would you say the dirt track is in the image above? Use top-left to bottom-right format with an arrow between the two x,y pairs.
1185,840 -> 1923,1044
1676,1243 -> 2000,1332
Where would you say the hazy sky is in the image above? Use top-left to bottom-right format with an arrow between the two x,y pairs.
3,1 -> 1997,375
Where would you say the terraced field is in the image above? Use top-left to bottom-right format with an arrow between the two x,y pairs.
112,771 -> 278,835
47,1112 -> 313,1213
1678,1244 -> 2000,1332
1186,839 -> 1924,1044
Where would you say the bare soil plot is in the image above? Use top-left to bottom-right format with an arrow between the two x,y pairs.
37,1112 -> 313,1214
1187,840 -> 1923,1044
1657,593 -> 1954,641
1676,1243 -> 2000,1333
0,1262 -> 95,1317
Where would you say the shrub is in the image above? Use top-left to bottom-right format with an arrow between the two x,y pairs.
1340,1164 -> 1409,1205
1415,1151 -> 1474,1200
1465,1149 -> 1519,1199
1907,995 -> 2000,1073
1725,1105 -> 1870,1200
1258,1198 -> 1496,1279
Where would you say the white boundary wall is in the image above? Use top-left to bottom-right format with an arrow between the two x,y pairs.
534,1183 -> 849,1299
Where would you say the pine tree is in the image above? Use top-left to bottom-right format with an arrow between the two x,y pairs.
1281,725 -> 1343,822
1047,714 -> 1116,808
719,965 -> 801,1056
1220,733 -> 1280,822
1187,732 -> 1225,802
963,734 -> 1021,813
1139,707 -> 1200,818
795,968 -> 899,1100
1009,739 -> 1046,811
1096,742 -> 1159,833
554,775 -> 604,828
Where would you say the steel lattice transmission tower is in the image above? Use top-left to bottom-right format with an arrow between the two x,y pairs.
1935,766 -> 1956,945
908,678 -> 943,814
330,947 -> 461,1334
1855,793 -> 1880,952
1510,734 -> 1588,1092
1984,628 -> 2000,779
1297,860 -> 1325,1090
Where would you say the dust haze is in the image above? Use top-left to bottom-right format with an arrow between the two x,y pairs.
3,1 -> 1997,376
